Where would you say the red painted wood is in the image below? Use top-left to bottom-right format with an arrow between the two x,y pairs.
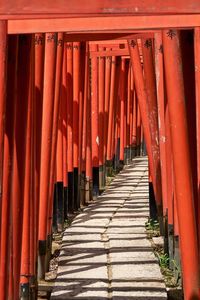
119,58 -> 126,161
62,38 -> 68,188
90,44 -> 99,168
0,21 -> 7,235
107,56 -> 116,161
142,37 -> 162,213
132,90 -> 137,148
128,39 -> 160,209
86,62 -> 92,179
194,27 -> 200,254
103,52 -> 111,164
56,93 -> 63,183
66,43 -> 73,173
38,32 -> 57,279
78,42 -> 86,176
154,32 -> 168,216
129,66 -> 134,146
12,34 -> 32,299
73,42 -> 80,169
34,32 -> 44,267
98,47 -> 105,167
136,101 -> 141,151
126,62 -> 131,148
0,34 -> 17,300
163,29 -> 200,299
165,102 -> 174,227
90,49 -> 129,58
20,36 -> 34,288
8,15 -> 200,34
1,0 -> 200,18
82,43 -> 89,173
49,32 -> 64,234
64,33 -> 155,42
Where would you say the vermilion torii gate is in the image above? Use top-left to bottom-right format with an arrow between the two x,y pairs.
0,1 -> 200,299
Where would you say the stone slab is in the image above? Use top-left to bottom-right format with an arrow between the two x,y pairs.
51,157 -> 167,300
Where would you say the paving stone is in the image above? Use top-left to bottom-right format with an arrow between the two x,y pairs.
51,280 -> 108,299
56,264 -> 108,280
109,237 -> 152,249
51,157 -> 167,299
113,211 -> 149,218
66,226 -> 106,233
152,236 -> 164,247
109,218 -> 148,227
111,280 -> 166,289
110,251 -> 158,261
106,227 -> 147,234
59,252 -> 108,265
112,290 -> 167,300
63,233 -> 102,242
111,263 -> 163,280
61,241 -> 105,250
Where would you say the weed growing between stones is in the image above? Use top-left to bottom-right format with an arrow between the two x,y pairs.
145,218 -> 183,299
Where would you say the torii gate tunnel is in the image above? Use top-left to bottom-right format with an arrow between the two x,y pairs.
0,1 -> 200,299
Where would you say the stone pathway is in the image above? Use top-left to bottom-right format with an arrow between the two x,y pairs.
51,157 -> 167,299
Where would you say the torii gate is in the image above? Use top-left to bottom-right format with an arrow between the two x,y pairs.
0,1 -> 200,299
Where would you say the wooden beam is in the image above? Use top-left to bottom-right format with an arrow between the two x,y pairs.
89,42 -> 128,50
1,0 -> 200,19
89,35 -> 155,45
90,49 -> 130,57
89,40 -> 127,46
8,14 -> 200,34
63,32 -> 155,42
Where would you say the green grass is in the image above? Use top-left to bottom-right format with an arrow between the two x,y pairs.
145,219 -> 160,237
145,218 -> 181,288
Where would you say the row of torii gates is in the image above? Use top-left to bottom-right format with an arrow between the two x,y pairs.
0,1 -> 200,299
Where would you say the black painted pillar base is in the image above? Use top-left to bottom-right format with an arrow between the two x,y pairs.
37,240 -> 47,280
168,223 -> 174,269
163,214 -> 169,255
124,146 -> 131,165
149,181 -> 157,220
99,164 -> 105,192
142,141 -> 147,156
174,235 -> 181,284
129,146 -> 132,161
85,176 -> 92,203
68,171 -> 74,214
52,184 -> 57,233
113,155 -> 117,172
89,179 -> 93,200
56,181 -> 64,232
158,209 -> 164,237
103,165 -> 106,188
106,160 -> 113,177
73,167 -> 79,211
80,171 -> 86,206
92,167 -> 99,200
136,145 -> 141,156
64,186 -> 68,220
131,145 -> 136,159
29,275 -> 37,300
114,138 -> 120,171
140,142 -> 144,156
20,283 -> 29,300
119,160 -> 124,171
114,154 -> 119,172
123,148 -> 127,165
45,233 -> 52,272
77,172 -> 82,211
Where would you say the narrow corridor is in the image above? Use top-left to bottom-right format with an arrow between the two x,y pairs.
51,157 -> 167,299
